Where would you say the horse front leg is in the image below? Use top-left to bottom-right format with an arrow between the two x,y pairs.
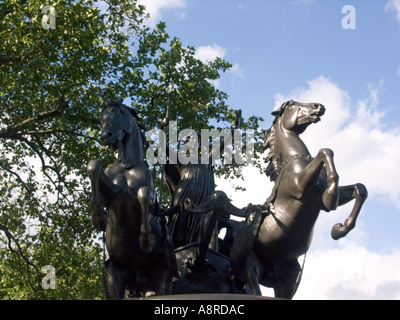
87,160 -> 121,231
296,149 -> 340,211
138,186 -> 155,253
87,160 -> 107,231
331,183 -> 368,240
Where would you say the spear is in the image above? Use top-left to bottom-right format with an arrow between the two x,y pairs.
158,81 -> 173,209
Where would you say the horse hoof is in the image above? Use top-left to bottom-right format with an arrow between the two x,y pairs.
355,183 -> 368,200
331,223 -> 347,240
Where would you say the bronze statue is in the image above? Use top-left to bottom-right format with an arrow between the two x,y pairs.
169,190 -> 250,295
230,100 -> 368,299
164,111 -> 241,251
87,98 -> 368,300
87,99 -> 178,299
162,111 -> 249,294
165,149 -> 218,250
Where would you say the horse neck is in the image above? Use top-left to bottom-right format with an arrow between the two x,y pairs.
275,118 -> 311,163
117,121 -> 146,167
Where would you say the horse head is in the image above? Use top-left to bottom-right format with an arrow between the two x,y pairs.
100,98 -> 136,150
272,100 -> 325,134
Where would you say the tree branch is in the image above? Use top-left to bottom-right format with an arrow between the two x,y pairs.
8,109 -> 61,131
0,224 -> 40,274
22,129 -> 101,143
0,160 -> 33,194
0,56 -> 22,66
0,109 -> 62,139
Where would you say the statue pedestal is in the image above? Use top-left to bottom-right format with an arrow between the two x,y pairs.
134,293 -> 279,300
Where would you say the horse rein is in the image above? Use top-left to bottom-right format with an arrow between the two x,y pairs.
265,154 -> 313,207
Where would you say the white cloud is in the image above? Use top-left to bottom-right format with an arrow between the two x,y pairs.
294,244 -> 400,299
195,44 -> 227,63
194,44 -> 235,88
229,63 -> 244,79
194,45 -> 244,87
385,0 -> 400,21
138,0 -> 186,27
216,165 -> 271,209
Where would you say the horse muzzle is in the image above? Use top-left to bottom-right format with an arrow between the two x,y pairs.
101,130 -> 122,149
310,103 -> 325,122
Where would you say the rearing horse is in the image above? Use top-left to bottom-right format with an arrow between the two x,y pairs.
87,99 -> 177,299
230,100 -> 368,299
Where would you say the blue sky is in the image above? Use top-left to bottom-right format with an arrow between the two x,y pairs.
144,0 -> 400,121
138,0 -> 400,299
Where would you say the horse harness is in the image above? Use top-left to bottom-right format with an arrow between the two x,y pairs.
264,154 -> 313,208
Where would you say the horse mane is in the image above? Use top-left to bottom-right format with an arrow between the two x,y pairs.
262,124 -> 279,182
262,101 -> 294,182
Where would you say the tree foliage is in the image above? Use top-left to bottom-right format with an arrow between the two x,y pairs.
0,0 -> 263,299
